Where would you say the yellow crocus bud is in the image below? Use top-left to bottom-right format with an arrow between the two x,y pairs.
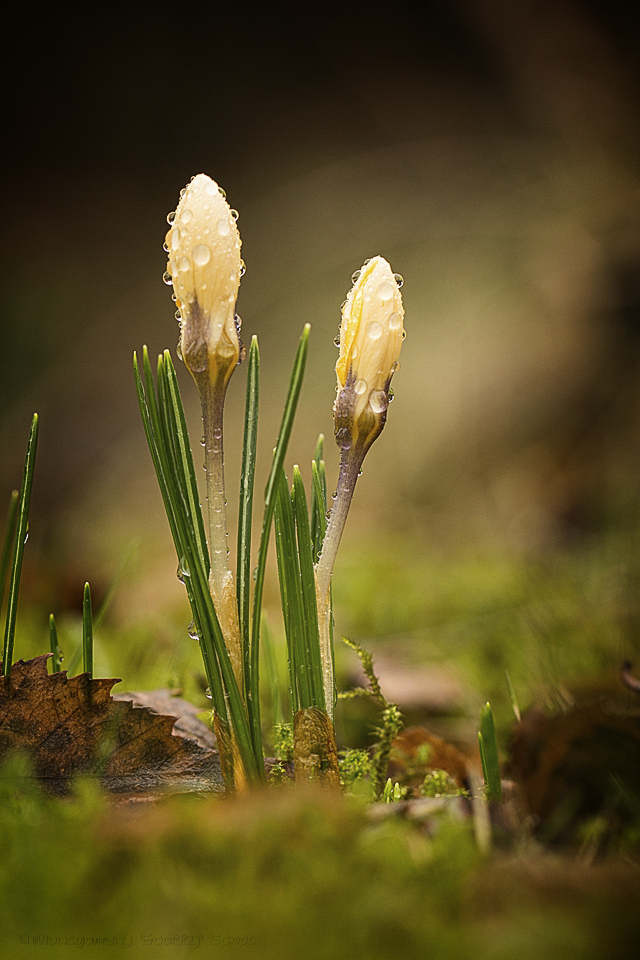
334,256 -> 404,452
164,173 -> 244,386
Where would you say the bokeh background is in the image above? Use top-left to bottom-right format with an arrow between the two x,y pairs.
2,0 -> 640,713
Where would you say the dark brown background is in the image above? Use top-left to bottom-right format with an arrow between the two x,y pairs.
1,0 -> 639,618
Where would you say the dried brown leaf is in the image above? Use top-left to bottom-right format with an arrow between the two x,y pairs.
0,655 -> 223,797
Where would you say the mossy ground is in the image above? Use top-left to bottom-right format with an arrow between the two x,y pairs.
3,532 -> 640,959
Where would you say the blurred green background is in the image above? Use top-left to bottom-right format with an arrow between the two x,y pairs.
2,0 -> 640,732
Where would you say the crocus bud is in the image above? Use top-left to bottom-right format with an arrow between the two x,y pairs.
334,256 -> 404,453
164,174 -> 243,387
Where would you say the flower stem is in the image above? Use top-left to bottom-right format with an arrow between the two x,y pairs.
314,442 -> 366,716
201,378 -> 229,589
200,376 -> 243,691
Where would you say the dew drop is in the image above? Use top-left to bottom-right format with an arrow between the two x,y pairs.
179,256 -> 191,272
391,361 -> 400,374
217,217 -> 230,237
187,620 -> 200,641
172,293 -> 177,302
239,259 -> 246,277
401,330 -> 407,341
185,340 -> 208,373
205,687 -> 213,700
167,210 -> 176,224
219,187 -> 227,199
163,270 -> 173,285
388,388 -> 395,402
332,491 -> 337,500
393,273 -> 404,288
333,335 -> 341,348
162,240 -> 169,252
171,230 -> 181,251
369,390 -> 388,414
367,321 -> 382,340
388,312 -> 402,331
193,243 -> 211,266
180,208 -> 193,225
351,345 -> 358,359
58,653 -> 64,663
200,436 -> 205,446
335,426 -> 352,449
354,379 -> 367,395
377,280 -> 394,301
213,427 -> 222,439
351,269 -> 362,284
179,187 -> 186,198
252,566 -> 258,582
175,309 -> 181,321
176,342 -> 184,361
205,180 -> 219,196
230,209 -> 239,221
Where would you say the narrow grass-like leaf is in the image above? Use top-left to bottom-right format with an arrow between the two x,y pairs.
162,352 -> 210,575
261,616 -> 285,728
273,468 -> 307,712
2,414 -> 38,677
479,701 -> 502,802
82,582 -> 94,678
49,614 -> 63,673
0,490 -> 19,618
292,466 -> 325,710
134,349 -> 261,785
311,464 -> 328,565
238,337 -> 259,695
249,325 -> 310,758
310,435 -> 326,561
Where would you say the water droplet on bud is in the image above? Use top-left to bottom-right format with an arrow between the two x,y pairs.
367,321 -> 382,340
193,243 -> 211,266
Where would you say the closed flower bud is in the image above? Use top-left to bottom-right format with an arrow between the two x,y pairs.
165,173 -> 243,386
334,256 -> 404,452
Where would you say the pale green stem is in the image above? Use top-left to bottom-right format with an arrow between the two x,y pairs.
200,379 -> 230,595
314,443 -> 366,717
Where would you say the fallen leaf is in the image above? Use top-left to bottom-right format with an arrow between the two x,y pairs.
0,655 -> 224,797
508,700 -> 640,842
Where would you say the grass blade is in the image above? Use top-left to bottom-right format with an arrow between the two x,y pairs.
249,324 -> 310,759
0,490 -> 19,619
49,614 -> 63,673
238,337 -> 259,696
292,466 -> 325,710
2,414 -> 39,677
310,435 -> 327,561
479,701 -> 502,802
83,582 -> 94,678
135,348 -> 261,785
273,468 -> 307,713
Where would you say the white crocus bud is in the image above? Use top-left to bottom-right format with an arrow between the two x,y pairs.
334,256 -> 404,453
165,173 -> 243,387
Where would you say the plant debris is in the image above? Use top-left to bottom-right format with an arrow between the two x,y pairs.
0,655 -> 223,798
